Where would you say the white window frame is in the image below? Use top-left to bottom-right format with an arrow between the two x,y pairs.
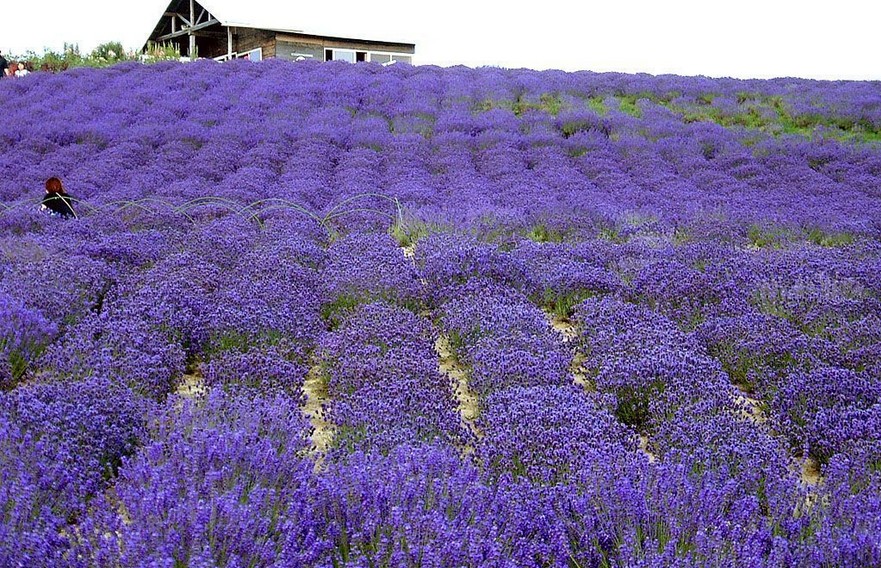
324,48 -> 412,64
215,48 -> 262,62
239,47 -> 262,61
325,48 -> 359,62
366,51 -> 413,64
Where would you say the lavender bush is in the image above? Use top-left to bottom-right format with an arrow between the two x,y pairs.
0,59 -> 879,565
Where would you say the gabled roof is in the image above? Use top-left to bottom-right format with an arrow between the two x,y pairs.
173,0 -> 302,32
145,0 -> 415,49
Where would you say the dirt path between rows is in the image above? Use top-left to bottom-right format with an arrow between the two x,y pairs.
801,456 -> 822,486
400,243 -> 480,451
174,358 -> 334,464
175,361 -> 205,400
302,361 -> 334,464
732,383 -> 767,426
435,335 -> 481,452
547,314 -> 579,342
544,310 -> 657,463
730,382 -> 823,486
545,314 -> 592,388
638,434 -> 657,463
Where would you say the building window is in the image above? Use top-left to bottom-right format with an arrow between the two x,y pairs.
366,52 -> 412,64
325,48 -> 355,62
238,48 -> 262,61
325,48 -> 412,64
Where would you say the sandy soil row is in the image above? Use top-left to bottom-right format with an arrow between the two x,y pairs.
734,391 -> 767,425
731,381 -> 822,486
547,314 -> 579,342
175,358 -> 205,402
544,311 -> 658,463
302,362 -> 334,462
546,315 -> 592,388
435,335 -> 482,452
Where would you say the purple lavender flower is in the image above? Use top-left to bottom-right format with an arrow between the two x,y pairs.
0,292 -> 57,388
0,60 -> 878,566
0,377 -> 144,566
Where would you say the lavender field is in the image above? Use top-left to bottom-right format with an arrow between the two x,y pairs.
1,59 -> 880,567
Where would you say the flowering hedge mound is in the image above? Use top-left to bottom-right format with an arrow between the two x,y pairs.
1,59 -> 880,566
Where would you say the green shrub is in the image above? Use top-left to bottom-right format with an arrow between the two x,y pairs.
525,223 -> 568,243
91,41 -> 127,62
390,218 -> 441,248
587,96 -> 608,116
617,95 -> 643,118
747,224 -> 792,249
805,228 -> 855,247
7,40 -> 182,74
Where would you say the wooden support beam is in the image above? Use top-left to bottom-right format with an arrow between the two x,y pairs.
167,12 -> 191,26
155,18 -> 220,42
192,31 -> 227,38
227,26 -> 233,59
189,0 -> 196,57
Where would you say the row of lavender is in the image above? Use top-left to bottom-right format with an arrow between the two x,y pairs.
0,60 -> 879,241
420,232 -> 881,564
0,60 -> 879,566
2,216 -> 877,565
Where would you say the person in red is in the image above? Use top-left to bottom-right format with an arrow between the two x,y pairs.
40,177 -> 76,218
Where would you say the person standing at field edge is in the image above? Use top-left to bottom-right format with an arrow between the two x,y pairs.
14,61 -> 29,77
40,177 -> 76,219
0,51 -> 8,77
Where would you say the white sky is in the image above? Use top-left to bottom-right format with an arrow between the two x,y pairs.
1,0 -> 879,80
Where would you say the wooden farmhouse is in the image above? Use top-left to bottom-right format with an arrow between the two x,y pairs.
144,0 -> 416,64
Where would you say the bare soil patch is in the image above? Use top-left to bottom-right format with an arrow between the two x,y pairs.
175,364 -> 205,399
569,352 -> 592,390
548,314 -> 578,342
435,335 -> 481,445
800,455 -> 822,486
734,392 -> 767,425
543,310 -> 592,390
302,363 -> 334,459
639,434 -> 658,463
728,384 -> 823,487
